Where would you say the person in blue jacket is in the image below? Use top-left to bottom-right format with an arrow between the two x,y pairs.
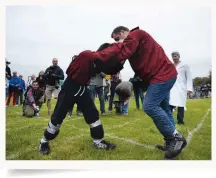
6,71 -> 21,107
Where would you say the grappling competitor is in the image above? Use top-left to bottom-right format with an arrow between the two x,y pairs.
39,43 -> 123,155
94,26 -> 187,159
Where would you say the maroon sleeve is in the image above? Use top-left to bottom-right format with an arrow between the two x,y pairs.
27,88 -> 35,105
94,30 -> 141,62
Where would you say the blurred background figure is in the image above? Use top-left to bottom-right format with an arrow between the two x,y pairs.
169,52 -> 193,125
22,81 -> 44,117
129,74 -> 145,110
6,71 -> 21,107
5,59 -> 12,98
16,75 -> 26,105
27,74 -> 36,87
44,58 -> 64,115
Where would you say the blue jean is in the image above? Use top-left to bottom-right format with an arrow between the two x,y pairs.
89,85 -> 105,113
121,102 -> 129,114
143,77 -> 176,138
134,87 -> 144,109
6,87 -> 9,99
16,90 -> 24,105
108,82 -> 118,111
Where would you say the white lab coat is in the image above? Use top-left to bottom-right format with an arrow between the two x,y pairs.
169,62 -> 193,107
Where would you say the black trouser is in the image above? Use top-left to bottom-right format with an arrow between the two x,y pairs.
68,104 -> 82,114
170,105 -> 184,124
43,77 -> 104,141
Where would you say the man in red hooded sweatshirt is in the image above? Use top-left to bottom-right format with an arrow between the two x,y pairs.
38,43 -> 120,155
94,26 -> 187,159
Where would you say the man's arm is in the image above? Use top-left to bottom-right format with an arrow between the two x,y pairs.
26,89 -> 36,107
100,72 -> 106,78
52,68 -> 65,80
95,30 -> 140,62
43,67 -> 50,78
185,65 -> 193,93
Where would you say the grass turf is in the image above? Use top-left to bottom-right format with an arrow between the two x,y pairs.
6,98 -> 211,160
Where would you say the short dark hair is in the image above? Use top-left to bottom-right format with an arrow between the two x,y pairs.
111,26 -> 129,38
97,43 -> 111,52
32,81 -> 38,85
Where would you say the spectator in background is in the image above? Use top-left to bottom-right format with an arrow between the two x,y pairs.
5,59 -> 12,98
36,71 -> 47,91
104,79 -> 111,102
44,58 -> 64,115
27,74 -> 36,87
6,71 -> 21,107
108,72 -> 122,113
115,81 -> 133,115
89,72 -> 106,115
129,74 -> 145,110
16,75 -> 26,105
36,70 -> 47,103
169,52 -> 193,125
22,81 -> 44,117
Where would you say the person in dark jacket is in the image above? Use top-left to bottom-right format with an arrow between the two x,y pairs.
129,74 -> 145,110
44,58 -> 64,115
6,71 -> 21,107
36,70 -> 47,103
16,75 -> 26,105
6,59 -> 11,98
93,26 -> 187,159
36,71 -> 47,91
39,44 -> 119,155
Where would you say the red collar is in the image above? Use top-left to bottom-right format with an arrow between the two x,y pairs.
130,27 -> 139,32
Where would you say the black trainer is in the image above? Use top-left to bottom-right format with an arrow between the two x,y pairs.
93,140 -> 116,150
39,142 -> 50,155
164,133 -> 187,159
156,138 -> 171,151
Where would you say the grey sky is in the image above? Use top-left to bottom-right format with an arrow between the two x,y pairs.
6,4 -> 211,81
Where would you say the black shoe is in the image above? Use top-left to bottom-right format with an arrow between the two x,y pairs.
164,133 -> 187,159
155,138 -> 171,151
177,122 -> 185,125
155,144 -> 168,151
93,140 -> 116,150
39,142 -> 50,155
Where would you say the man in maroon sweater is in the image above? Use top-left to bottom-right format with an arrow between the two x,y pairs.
39,44 -> 118,155
94,26 -> 187,159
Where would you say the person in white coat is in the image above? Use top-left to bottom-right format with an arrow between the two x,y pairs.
169,52 -> 193,125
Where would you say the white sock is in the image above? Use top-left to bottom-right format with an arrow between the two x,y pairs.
93,139 -> 102,144
173,129 -> 179,135
40,137 -> 48,143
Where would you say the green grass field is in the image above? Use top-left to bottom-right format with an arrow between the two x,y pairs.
6,98 -> 211,160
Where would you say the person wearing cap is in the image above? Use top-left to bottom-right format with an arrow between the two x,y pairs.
94,26 -> 187,159
169,52 -> 193,125
6,71 -> 21,107
16,75 -> 26,105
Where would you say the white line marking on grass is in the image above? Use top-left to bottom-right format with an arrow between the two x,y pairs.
186,109 -> 211,147
105,134 -> 156,149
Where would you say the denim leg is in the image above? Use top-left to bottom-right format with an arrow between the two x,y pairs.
108,84 -> 116,111
160,91 -> 175,127
143,78 -> 177,138
121,102 -> 129,114
16,92 -> 20,105
89,85 -> 96,101
98,87 -> 105,113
